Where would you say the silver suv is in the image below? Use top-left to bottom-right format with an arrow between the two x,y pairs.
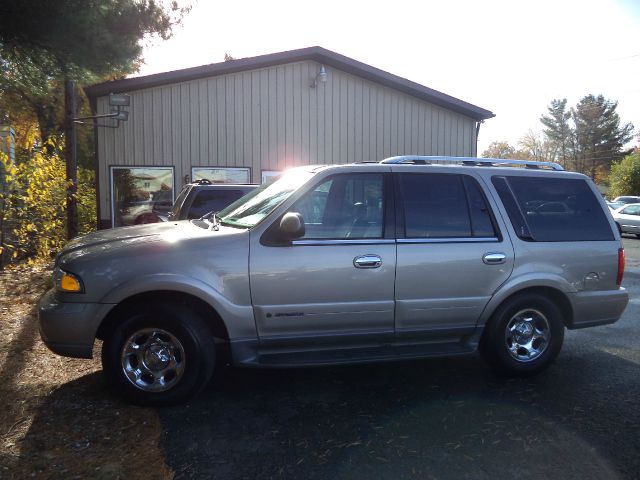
38,156 -> 629,405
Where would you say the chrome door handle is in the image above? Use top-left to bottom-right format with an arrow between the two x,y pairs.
354,254 -> 382,269
483,252 -> 506,265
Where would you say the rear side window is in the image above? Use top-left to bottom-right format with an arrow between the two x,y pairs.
188,189 -> 247,218
492,176 -> 614,241
399,173 -> 497,238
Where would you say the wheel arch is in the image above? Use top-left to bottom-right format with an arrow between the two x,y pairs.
96,291 -> 231,359
481,285 -> 574,329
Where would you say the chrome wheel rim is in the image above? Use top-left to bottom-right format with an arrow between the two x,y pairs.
505,309 -> 551,362
121,328 -> 186,392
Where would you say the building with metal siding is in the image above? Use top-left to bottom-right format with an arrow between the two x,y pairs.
85,47 -> 494,228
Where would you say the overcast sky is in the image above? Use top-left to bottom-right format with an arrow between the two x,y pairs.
136,0 -> 640,155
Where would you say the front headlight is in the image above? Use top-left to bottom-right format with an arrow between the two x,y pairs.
54,268 -> 84,293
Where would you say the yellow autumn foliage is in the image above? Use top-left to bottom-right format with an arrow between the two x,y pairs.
0,135 -> 96,264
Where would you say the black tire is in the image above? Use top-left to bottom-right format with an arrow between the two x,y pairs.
480,293 -> 564,376
101,302 -> 215,406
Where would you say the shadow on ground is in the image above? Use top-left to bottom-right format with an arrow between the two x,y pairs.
5,372 -> 171,479
159,348 -> 639,480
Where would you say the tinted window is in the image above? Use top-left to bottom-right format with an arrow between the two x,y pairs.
399,173 -> 496,238
463,177 -> 497,237
188,189 -> 247,218
492,176 -> 614,242
290,173 -> 384,239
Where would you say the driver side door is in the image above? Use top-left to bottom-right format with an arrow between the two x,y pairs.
249,172 -> 396,348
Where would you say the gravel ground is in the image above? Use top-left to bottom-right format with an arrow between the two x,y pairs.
0,264 -> 172,479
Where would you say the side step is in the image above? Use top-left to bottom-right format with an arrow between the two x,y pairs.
253,341 -> 477,367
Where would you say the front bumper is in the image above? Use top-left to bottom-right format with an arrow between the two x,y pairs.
567,287 -> 629,329
38,289 -> 115,358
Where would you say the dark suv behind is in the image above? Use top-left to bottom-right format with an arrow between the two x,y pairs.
168,180 -> 258,221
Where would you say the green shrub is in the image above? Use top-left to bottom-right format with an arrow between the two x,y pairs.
609,150 -> 640,199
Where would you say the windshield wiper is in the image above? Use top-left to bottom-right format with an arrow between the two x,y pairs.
199,210 -> 220,231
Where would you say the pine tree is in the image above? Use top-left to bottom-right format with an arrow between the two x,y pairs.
573,95 -> 634,180
540,99 -> 574,170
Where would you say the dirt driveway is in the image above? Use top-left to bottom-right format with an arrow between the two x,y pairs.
0,265 -> 171,479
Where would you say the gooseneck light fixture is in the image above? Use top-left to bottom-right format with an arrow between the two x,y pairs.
310,65 -> 328,88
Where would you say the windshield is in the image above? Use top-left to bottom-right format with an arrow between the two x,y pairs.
218,169 -> 316,228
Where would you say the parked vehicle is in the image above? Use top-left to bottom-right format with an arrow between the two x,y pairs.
612,203 -> 640,237
613,195 -> 640,204
168,180 -> 258,221
606,200 -> 625,211
38,156 -> 629,405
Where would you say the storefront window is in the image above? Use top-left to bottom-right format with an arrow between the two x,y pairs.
261,170 -> 281,184
192,167 -> 251,184
111,167 -> 174,227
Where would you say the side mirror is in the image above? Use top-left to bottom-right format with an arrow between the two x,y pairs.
279,212 -> 305,240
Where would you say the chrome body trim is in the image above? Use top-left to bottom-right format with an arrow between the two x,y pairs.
397,237 -> 499,244
291,239 -> 396,246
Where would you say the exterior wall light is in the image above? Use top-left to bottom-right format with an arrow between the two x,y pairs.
74,93 -> 131,128
310,65 -> 328,88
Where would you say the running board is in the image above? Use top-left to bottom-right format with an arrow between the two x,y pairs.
233,339 -> 478,368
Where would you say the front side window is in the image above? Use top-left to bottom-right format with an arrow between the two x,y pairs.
111,167 -> 174,227
492,175 -> 614,242
399,173 -> 496,238
290,173 -> 385,239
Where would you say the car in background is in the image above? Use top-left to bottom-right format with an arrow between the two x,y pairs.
168,180 -> 258,221
606,200 -> 625,211
613,196 -> 640,204
612,203 -> 640,237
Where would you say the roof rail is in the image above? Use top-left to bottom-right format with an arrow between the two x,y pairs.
379,155 -> 564,171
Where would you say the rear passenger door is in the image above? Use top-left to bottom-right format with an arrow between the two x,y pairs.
393,170 -> 514,338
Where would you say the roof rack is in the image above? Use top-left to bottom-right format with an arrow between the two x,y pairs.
379,155 -> 564,171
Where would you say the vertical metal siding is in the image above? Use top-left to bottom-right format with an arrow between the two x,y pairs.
96,61 -> 478,222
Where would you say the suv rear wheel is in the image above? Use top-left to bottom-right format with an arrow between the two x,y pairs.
101,302 -> 215,406
480,293 -> 564,375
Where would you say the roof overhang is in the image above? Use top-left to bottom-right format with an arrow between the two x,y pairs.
85,46 -> 495,121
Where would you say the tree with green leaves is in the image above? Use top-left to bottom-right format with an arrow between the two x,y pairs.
540,99 -> 574,169
0,0 -> 190,238
608,149 -> 640,199
573,95 -> 634,180
540,95 -> 634,178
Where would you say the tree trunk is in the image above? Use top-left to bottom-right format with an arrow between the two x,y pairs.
64,78 -> 78,240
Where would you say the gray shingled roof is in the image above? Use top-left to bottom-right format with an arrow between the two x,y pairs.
85,46 -> 494,121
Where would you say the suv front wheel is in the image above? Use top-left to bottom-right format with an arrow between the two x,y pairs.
101,302 -> 215,406
480,293 -> 564,375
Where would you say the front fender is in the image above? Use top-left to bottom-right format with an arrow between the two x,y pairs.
100,273 -> 256,338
